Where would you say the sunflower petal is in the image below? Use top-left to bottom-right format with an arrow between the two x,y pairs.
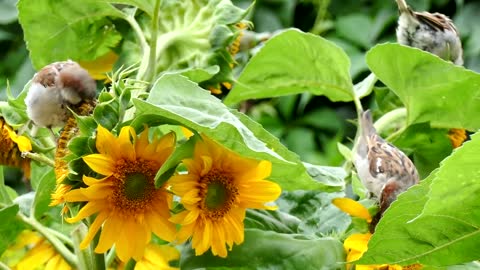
95,125 -> 120,159
117,126 -> 136,161
79,211 -> 109,249
332,198 -> 372,223
83,154 -> 115,176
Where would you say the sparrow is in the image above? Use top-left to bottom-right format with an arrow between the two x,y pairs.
353,110 -> 419,229
395,0 -> 463,65
25,60 -> 97,129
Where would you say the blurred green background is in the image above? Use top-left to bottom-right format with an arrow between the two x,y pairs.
1,0 -> 479,188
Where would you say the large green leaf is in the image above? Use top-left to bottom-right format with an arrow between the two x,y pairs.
277,191 -> 350,236
366,43 -> 480,130
32,169 -> 56,220
359,132 -> 480,266
224,28 -> 353,105
180,229 -> 345,269
0,204 -> 25,256
18,0 -> 123,69
356,171 -> 434,266
0,167 -> 12,204
132,74 -> 320,191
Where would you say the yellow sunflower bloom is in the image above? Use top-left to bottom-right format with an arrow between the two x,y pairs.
334,197 -> 422,270
79,51 -> 119,81
169,134 -> 282,258
0,118 -> 31,178
4,230 -> 71,270
64,125 -> 177,262
116,244 -> 180,270
448,128 -> 467,148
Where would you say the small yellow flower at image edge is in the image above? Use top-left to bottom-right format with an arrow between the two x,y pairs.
332,198 -> 422,270
169,134 -> 282,257
2,230 -> 71,270
63,125 -> 177,262
0,117 -> 32,178
115,243 -> 180,270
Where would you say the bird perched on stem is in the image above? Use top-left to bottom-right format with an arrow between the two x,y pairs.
25,60 -> 97,131
395,0 -> 463,65
353,110 -> 419,230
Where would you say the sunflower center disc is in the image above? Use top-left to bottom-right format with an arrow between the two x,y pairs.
124,172 -> 150,200
205,182 -> 229,209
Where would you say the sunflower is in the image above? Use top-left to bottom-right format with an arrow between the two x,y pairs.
64,125 -> 177,262
333,198 -> 422,270
3,230 -> 71,270
169,134 -> 281,258
116,244 -> 180,270
0,117 -> 31,178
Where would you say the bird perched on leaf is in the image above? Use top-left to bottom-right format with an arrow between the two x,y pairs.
353,110 -> 419,229
395,0 -> 463,65
25,60 -> 97,130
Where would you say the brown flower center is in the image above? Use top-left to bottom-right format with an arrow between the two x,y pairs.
111,159 -> 160,214
199,170 -> 239,220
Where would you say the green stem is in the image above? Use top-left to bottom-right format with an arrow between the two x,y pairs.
17,213 -> 77,268
124,14 -> 148,54
386,125 -> 408,142
22,152 -> 55,167
144,0 -> 161,83
45,226 -> 74,247
89,217 -> 106,270
105,246 -> 117,268
374,108 -> 407,136
123,14 -> 151,81
124,259 -> 137,270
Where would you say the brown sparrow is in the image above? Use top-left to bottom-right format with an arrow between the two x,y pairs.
353,110 -> 419,228
25,60 -> 97,129
395,0 -> 463,65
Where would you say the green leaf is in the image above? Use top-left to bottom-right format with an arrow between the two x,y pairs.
18,0 -> 123,69
366,43 -> 480,130
244,209 -> 300,234
359,132 -> 480,266
154,133 -> 198,187
180,229 -> 345,270
354,73 -> 377,99
106,0 -> 154,17
0,167 -> 13,204
303,163 -> 346,191
224,28 -> 353,105
32,169 -> 56,219
132,74 -> 319,191
0,204 -> 25,256
337,142 -> 352,161
356,171 -> 434,266
336,14 -> 373,49
277,191 -> 350,236
180,66 -> 220,83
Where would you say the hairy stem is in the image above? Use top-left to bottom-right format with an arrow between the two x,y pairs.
22,152 -> 55,167
375,107 -> 407,136
144,0 -> 161,83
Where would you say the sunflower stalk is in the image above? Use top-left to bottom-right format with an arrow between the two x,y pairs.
105,246 -> 117,267
144,0 -> 161,83
89,216 -> 106,270
375,107 -> 407,138
22,152 -> 55,167
72,223 -> 95,270
124,259 -> 137,270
